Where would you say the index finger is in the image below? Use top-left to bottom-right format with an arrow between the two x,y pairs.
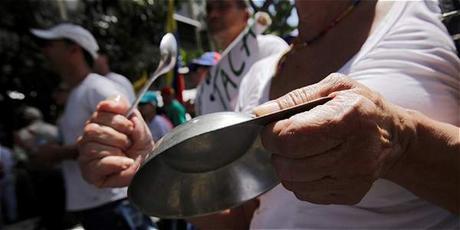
261,100 -> 345,159
253,73 -> 355,116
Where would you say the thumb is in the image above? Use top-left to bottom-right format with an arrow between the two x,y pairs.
253,73 -> 354,116
96,94 -> 130,115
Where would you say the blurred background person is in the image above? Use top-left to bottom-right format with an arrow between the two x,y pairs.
14,106 -> 59,161
161,87 -> 187,127
138,91 -> 173,142
185,51 -> 221,117
51,82 -> 71,120
13,106 -> 69,230
93,51 -> 136,103
206,0 -> 287,56
194,0 -> 289,115
188,52 -> 221,88
31,23 -> 155,229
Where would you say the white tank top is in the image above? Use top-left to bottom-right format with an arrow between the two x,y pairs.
236,0 -> 460,228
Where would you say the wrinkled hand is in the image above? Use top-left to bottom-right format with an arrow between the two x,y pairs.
253,73 -> 413,205
78,95 -> 154,188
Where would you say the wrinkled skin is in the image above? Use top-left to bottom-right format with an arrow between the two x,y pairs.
253,73 -> 413,205
78,96 -> 154,188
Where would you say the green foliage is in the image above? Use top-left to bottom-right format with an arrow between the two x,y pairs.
249,0 -> 296,36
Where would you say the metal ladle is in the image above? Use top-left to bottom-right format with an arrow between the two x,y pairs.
128,96 -> 332,218
126,33 -> 177,116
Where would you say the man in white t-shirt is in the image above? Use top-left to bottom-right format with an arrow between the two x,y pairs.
94,52 -> 136,103
31,23 -> 155,230
77,0 -> 459,229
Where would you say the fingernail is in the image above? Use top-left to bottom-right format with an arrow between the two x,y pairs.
107,94 -> 121,102
252,101 -> 280,117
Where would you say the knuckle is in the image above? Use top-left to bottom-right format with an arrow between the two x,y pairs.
324,73 -> 356,92
325,73 -> 347,84
283,88 -> 310,106
83,123 -> 100,137
337,93 -> 369,124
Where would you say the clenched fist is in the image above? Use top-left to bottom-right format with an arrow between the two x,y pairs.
78,95 -> 154,188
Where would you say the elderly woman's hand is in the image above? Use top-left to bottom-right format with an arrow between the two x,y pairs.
253,73 -> 415,205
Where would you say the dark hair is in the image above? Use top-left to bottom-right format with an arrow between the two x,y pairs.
63,39 -> 94,68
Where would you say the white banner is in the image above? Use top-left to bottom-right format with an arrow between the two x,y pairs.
196,12 -> 271,115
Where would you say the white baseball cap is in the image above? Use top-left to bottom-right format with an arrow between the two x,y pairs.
31,23 -> 99,59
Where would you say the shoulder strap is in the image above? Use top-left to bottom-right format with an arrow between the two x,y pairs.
439,0 -> 460,56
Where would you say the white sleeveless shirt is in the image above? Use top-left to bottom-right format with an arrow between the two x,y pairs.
237,0 -> 460,228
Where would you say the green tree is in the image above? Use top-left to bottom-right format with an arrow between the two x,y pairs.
248,0 -> 297,36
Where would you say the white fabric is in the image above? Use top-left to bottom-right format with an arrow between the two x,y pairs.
196,34 -> 288,115
257,34 -> 289,61
31,23 -> 99,58
237,0 -> 460,228
149,115 -> 173,142
106,72 -> 136,103
59,73 -> 129,211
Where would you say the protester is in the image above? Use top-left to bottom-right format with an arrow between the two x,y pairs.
78,0 -> 459,229
206,0 -> 287,56
188,52 -> 221,88
31,23 -> 155,229
14,106 -> 60,162
185,52 -> 221,117
194,0 -> 289,114
161,87 -> 187,126
51,82 -> 70,119
12,106 -> 71,229
93,52 -> 136,103
138,91 -> 173,142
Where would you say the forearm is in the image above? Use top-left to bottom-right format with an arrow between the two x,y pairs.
56,144 -> 79,161
384,109 -> 460,214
